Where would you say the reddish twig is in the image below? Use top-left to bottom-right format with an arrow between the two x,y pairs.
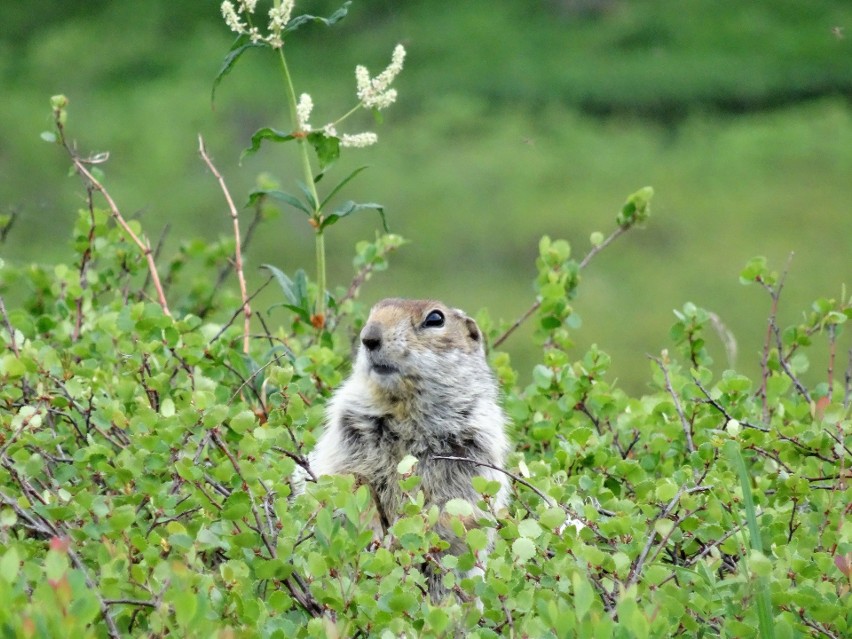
757,253 -> 793,420
54,112 -> 171,318
198,135 -> 251,353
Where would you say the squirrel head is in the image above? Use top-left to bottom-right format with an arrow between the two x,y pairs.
355,298 -> 486,391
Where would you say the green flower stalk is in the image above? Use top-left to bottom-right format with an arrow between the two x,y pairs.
218,0 -> 405,325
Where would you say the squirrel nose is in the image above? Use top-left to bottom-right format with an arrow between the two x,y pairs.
361,323 -> 382,351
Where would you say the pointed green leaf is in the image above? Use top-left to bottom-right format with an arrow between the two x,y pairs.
321,201 -> 388,232
320,166 -> 369,210
247,189 -> 311,215
284,1 -> 351,33
212,38 -> 264,104
242,128 -> 296,161
260,264 -> 300,306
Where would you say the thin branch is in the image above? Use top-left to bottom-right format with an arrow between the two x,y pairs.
492,302 -> 540,350
757,253 -> 793,420
692,375 -> 770,432
799,613 -> 840,639
210,430 -> 275,557
104,598 -> 157,608
494,222 -> 634,349
827,324 -> 837,392
430,455 -> 555,507
72,188 -> 96,342
651,356 -> 695,453
626,485 -> 687,589
0,296 -> 20,357
578,224 -> 629,270
56,117 -> 171,317
199,135 -> 251,353
207,276 -> 273,347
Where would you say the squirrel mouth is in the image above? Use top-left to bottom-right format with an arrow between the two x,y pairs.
370,362 -> 398,376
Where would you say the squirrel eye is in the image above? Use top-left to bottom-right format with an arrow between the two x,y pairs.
422,310 -> 445,328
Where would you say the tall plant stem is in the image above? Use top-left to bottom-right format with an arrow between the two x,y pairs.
276,47 -> 327,322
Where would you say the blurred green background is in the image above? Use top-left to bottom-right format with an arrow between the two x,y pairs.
1,0 -> 850,390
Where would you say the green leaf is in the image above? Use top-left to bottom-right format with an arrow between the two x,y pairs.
396,454 -> 418,474
229,409 -> 256,434
466,528 -> 489,552
247,189 -> 311,215
40,131 -> 57,143
284,1 -> 351,33
0,547 -> 19,584
616,186 -> 654,227
222,492 -> 251,521
172,589 -> 198,628
320,201 -> 388,232
260,264 -> 310,320
444,498 -> 474,518
573,572 -> 594,620
319,166 -> 369,210
540,507 -> 566,530
518,519 -> 543,539
655,480 -> 678,502
306,132 -> 340,170
109,505 -> 136,532
212,38 -> 264,104
0,354 -> 26,378
241,127 -> 296,161
512,537 -> 536,562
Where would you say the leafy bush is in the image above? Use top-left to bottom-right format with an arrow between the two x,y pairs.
1,2 -> 850,637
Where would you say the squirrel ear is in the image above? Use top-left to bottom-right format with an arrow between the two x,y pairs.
464,316 -> 481,344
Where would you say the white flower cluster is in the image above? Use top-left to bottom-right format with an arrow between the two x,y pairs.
296,93 -> 313,132
221,0 -> 293,49
355,44 -> 406,110
282,45 -> 408,148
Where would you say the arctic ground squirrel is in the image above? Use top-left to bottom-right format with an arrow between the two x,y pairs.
307,298 -> 510,601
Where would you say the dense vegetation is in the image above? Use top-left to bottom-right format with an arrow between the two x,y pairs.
1,1 -> 850,636
2,0 -> 851,388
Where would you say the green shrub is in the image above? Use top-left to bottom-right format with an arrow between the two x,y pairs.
1,2 -> 850,637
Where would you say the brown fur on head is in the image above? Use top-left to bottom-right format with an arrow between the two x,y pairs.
363,298 -> 482,358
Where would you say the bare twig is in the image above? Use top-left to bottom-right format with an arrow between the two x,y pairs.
0,296 -> 19,357
798,612 -> 840,639
104,598 -> 157,608
757,253 -> 793,419
0,407 -> 41,458
626,485 -> 686,589
492,302 -> 540,349
651,356 -> 695,453
431,455 -> 555,507
199,135 -> 251,353
55,115 -> 171,318
72,188 -> 96,342
578,224 -> 630,270
207,276 -> 273,347
826,324 -> 837,392
692,375 -> 770,432
494,222 -> 636,349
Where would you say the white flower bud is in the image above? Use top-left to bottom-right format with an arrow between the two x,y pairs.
340,132 -> 378,148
